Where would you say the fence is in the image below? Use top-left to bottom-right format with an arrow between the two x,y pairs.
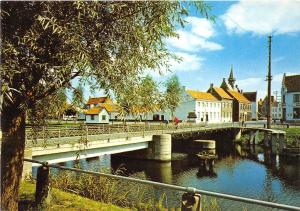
26,122 -> 242,141
24,158 -> 300,211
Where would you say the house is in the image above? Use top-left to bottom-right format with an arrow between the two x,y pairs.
207,84 -> 233,123
85,106 -> 110,124
175,89 -> 221,123
281,73 -> 300,122
244,92 -> 258,120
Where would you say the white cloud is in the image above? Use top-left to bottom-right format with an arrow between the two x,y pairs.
222,0 -> 300,35
167,17 -> 223,52
169,52 -> 204,72
185,16 -> 215,38
237,72 -> 299,100
167,30 -> 223,52
144,51 -> 204,78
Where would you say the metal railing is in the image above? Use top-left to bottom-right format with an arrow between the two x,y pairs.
26,122 -> 242,141
24,158 -> 300,211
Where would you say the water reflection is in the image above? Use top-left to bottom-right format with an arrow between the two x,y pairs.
45,144 -> 300,209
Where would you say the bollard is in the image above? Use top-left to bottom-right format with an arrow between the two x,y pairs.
35,165 -> 51,208
181,193 -> 201,211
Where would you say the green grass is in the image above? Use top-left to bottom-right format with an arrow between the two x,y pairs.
273,127 -> 300,147
19,181 -> 129,211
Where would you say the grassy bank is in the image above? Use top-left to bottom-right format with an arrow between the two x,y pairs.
19,181 -> 129,211
273,127 -> 300,147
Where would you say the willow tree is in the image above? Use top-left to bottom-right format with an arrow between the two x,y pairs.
0,1 -> 212,209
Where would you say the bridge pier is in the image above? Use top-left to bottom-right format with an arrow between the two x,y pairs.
147,134 -> 172,161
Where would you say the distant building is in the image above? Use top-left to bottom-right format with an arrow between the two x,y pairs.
281,73 -> 300,122
244,92 -> 258,120
207,84 -> 233,123
272,101 -> 282,120
85,107 -> 110,124
175,89 -> 221,123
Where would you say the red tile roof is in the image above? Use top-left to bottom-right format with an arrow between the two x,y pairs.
284,74 -> 300,92
243,92 -> 257,102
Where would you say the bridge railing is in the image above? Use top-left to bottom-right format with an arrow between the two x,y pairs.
26,122 -> 241,141
24,158 -> 300,210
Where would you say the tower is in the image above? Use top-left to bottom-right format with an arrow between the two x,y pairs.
228,65 -> 236,89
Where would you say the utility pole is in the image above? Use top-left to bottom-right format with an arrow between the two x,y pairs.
267,36 -> 272,129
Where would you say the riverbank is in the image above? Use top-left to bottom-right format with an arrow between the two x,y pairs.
19,181 -> 129,211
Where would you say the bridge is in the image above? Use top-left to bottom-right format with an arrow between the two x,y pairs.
23,122 -> 286,178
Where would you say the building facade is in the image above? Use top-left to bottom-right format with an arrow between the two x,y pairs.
207,85 -> 233,123
175,90 -> 222,123
281,74 -> 300,122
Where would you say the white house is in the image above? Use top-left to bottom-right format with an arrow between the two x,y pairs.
175,90 -> 222,123
85,107 -> 110,124
281,73 -> 300,122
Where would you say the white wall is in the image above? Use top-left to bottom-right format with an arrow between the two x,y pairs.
195,100 -> 222,123
85,109 -> 109,124
174,99 -> 195,121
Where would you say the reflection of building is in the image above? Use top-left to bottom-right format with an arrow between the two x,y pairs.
281,74 -> 300,122
244,92 -> 258,120
220,67 -> 252,122
207,84 -> 233,123
175,90 -> 221,123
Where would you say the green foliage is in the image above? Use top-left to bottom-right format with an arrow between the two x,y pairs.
1,1 -> 212,113
72,83 -> 85,108
116,75 -> 163,119
163,75 -> 184,118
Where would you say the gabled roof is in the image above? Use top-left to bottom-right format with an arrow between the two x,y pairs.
227,90 -> 251,104
283,74 -> 300,92
101,103 -> 120,113
187,90 -> 218,101
243,92 -> 257,102
85,107 -> 106,115
212,87 -> 233,100
86,97 -> 112,105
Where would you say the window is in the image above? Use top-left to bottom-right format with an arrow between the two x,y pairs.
198,112 -> 200,119
282,95 -> 286,103
198,102 -> 201,107
293,94 -> 300,103
102,115 -> 106,120
293,108 -> 300,119
91,115 -> 95,120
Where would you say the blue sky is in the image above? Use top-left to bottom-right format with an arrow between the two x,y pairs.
76,1 -> 300,101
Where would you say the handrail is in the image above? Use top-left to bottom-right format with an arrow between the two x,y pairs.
24,158 -> 300,211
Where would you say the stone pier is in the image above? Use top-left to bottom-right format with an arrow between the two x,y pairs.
147,134 -> 172,161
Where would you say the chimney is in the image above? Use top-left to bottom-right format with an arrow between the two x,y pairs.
223,78 -> 226,82
208,83 -> 214,93
240,89 -> 243,93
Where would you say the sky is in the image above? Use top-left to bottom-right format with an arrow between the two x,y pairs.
77,0 -> 300,102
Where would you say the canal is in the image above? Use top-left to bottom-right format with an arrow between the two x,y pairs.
34,144 -> 300,210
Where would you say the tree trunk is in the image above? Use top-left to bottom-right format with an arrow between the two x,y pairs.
1,103 -> 26,210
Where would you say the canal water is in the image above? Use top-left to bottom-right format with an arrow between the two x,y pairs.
35,144 -> 300,210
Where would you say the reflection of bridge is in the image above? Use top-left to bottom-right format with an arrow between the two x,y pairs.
23,123 -> 286,178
